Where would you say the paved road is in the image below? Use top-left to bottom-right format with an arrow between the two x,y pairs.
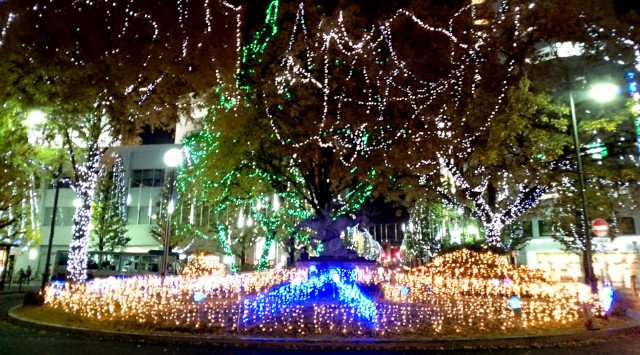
2,290 -> 640,355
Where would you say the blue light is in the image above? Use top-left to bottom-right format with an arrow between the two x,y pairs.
400,286 -> 409,296
508,296 -> 521,310
599,286 -> 614,313
242,266 -> 378,329
52,280 -> 66,296
627,71 -> 638,95
52,280 -> 66,287
308,264 -> 317,273
193,290 -> 205,303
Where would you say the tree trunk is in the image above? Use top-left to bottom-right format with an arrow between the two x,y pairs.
257,233 -> 276,270
68,157 -> 101,282
582,249 -> 598,293
288,233 -> 295,267
484,225 -> 505,250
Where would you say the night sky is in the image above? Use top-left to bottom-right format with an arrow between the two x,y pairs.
615,0 -> 640,14
140,126 -> 174,145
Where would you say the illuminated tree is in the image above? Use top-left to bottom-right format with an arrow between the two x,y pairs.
431,81 -> 568,250
150,182 -> 192,253
387,0 -> 640,252
241,1 -> 423,256
516,6 -> 640,285
0,57 -> 58,250
0,102 -> 40,247
91,155 -> 129,252
0,0 -> 240,281
176,94 -> 310,270
177,1 -> 415,263
538,96 -> 640,256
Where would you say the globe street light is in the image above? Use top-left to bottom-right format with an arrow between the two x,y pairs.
161,148 -> 183,278
24,110 -> 46,128
569,83 -> 619,293
589,83 -> 620,103
19,110 -> 59,292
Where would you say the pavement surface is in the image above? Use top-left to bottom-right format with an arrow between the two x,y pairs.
2,282 -> 640,354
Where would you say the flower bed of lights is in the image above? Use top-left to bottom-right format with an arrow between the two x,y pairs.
180,253 -> 227,279
43,250 -> 612,338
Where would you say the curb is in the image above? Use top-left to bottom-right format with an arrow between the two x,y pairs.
8,306 -> 640,350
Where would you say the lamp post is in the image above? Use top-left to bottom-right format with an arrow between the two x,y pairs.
41,165 -> 62,291
21,110 -> 57,291
568,83 -> 619,293
161,148 -> 182,278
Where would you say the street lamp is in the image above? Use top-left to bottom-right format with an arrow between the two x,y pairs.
161,148 -> 182,278
41,165 -> 63,291
568,83 -> 619,293
24,110 -> 46,128
19,110 -> 58,292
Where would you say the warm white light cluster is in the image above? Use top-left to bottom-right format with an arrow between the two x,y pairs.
180,252 -> 226,278
45,250 -> 609,337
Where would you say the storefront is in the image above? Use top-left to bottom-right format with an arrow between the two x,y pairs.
0,243 -> 17,290
525,236 -> 640,288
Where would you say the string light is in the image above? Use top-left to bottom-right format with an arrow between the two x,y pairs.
44,249 -> 611,337
175,0 -> 640,263
2,0 -> 248,280
180,252 -> 226,278
6,0 -> 638,284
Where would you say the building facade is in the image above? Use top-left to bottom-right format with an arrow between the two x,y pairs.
520,216 -> 640,288
14,144 -> 179,276
9,144 -> 640,289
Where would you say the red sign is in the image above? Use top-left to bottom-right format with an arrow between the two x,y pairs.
591,218 -> 609,237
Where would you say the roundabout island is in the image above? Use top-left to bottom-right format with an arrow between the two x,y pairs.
10,249 -> 638,351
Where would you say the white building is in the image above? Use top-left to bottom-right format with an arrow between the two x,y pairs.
11,143 -> 290,277
12,144 -> 177,277
520,216 -> 640,288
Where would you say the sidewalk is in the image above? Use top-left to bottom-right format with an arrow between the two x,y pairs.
8,306 -> 640,351
0,279 -> 42,295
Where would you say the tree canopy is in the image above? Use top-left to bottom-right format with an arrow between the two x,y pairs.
172,0 -> 640,266
0,0 -> 244,280
2,0 -> 639,272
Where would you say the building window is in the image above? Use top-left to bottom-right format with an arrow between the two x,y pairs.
127,206 -> 139,224
126,205 -> 157,225
618,217 -> 636,235
130,169 -> 165,187
47,179 -> 72,189
538,220 -> 554,236
43,207 -> 75,226
522,220 -> 533,238
138,206 -> 151,225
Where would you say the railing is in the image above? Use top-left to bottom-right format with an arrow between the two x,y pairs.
366,223 -> 406,244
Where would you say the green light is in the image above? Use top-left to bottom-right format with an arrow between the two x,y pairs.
584,142 -> 608,160
238,0 -> 280,90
